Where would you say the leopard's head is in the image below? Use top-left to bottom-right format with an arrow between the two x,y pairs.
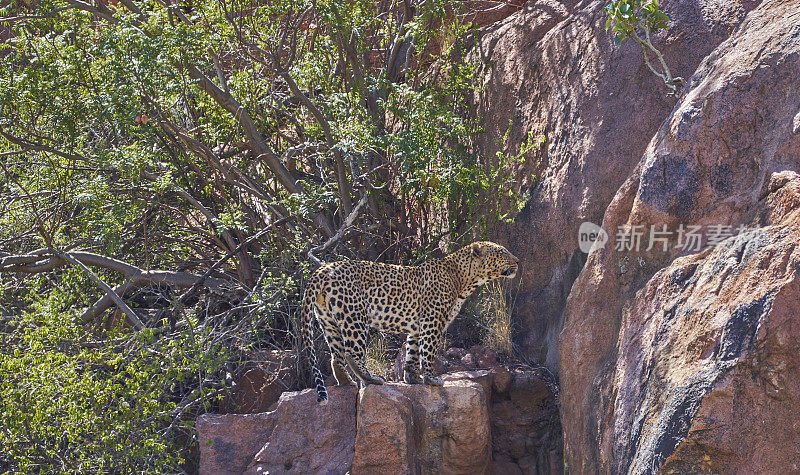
468,241 -> 519,280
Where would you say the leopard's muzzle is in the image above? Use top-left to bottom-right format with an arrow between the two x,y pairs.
501,265 -> 518,278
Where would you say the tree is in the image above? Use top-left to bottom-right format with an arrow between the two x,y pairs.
0,0 -> 530,469
605,0 -> 683,96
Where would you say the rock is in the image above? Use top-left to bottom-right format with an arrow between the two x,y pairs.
619,175 -> 800,474
353,381 -> 492,474
491,370 -> 562,473
517,455 -> 539,475
464,345 -> 499,369
490,366 -> 512,394
410,380 -> 492,474
490,460 -> 523,475
443,370 -> 493,405
219,350 -> 296,414
445,347 -> 467,359
470,0 -> 761,371
559,1 -> 800,472
352,386 -> 415,475
198,368 -> 560,474
462,0 -> 523,29
245,386 -> 357,474
196,412 -> 276,475
199,374 -> 504,474
508,370 -> 551,407
477,348 -> 499,368
461,353 -> 476,367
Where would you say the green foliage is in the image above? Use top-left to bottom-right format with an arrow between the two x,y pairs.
0,280 -> 229,472
605,0 -> 671,46
491,127 -> 544,223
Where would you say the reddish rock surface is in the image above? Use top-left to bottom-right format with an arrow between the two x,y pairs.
559,0 -> 800,472
471,0 -> 762,370
219,350 -> 296,414
352,386 -> 416,474
197,386 -> 357,475
196,412 -> 276,475
490,369 -> 562,474
245,387 -> 357,474
399,380 -> 492,474
443,369 -> 494,404
354,381 -> 492,475
460,0 -> 525,28
443,368 -> 563,474
490,366 -> 513,393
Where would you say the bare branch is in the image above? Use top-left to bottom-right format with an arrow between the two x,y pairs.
178,215 -> 294,304
55,250 -> 145,330
209,47 -> 229,94
63,0 -> 118,23
308,192 -> 369,266
0,250 -> 230,324
0,6 -> 71,22
0,129 -> 90,164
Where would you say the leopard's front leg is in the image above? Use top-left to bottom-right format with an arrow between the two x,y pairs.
403,332 -> 422,384
418,315 -> 446,386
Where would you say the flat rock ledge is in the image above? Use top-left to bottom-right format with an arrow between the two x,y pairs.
196,369 -> 561,474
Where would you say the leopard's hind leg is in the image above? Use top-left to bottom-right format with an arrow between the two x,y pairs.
419,311 -> 446,386
341,319 -> 385,386
316,308 -> 357,386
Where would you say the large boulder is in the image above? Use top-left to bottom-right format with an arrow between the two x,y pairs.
617,176 -> 800,474
353,381 -> 492,475
559,0 -> 800,471
245,387 -> 358,474
352,385 -> 417,474
196,412 -> 276,475
197,386 -> 357,475
471,0 -> 762,370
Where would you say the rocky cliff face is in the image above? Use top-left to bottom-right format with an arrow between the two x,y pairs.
472,0 -> 761,370
473,0 -> 800,471
557,0 -> 800,471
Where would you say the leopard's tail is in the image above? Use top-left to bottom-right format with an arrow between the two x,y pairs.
300,281 -> 328,405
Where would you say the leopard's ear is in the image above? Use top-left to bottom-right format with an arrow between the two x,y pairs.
471,243 -> 482,258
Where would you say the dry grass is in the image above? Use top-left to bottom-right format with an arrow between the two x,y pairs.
365,331 -> 395,379
480,280 -> 515,355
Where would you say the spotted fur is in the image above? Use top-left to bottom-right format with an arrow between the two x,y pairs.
300,241 -> 519,405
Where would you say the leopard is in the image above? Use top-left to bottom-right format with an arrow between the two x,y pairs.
299,241 -> 519,405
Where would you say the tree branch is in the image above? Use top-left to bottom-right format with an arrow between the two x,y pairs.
55,250 -> 145,330
0,250 -> 229,325
308,192 -> 369,266
184,64 -> 300,194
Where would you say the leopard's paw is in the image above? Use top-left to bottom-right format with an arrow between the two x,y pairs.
422,375 -> 444,386
403,369 -> 422,384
